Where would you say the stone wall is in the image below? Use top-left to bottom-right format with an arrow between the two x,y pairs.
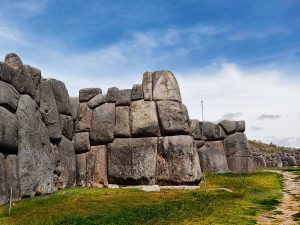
0,53 -> 256,205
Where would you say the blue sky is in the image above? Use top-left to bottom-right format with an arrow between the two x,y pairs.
0,0 -> 300,147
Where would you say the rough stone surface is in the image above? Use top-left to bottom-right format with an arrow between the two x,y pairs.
130,100 -> 160,137
0,153 -> 6,204
253,155 -> 266,167
16,95 -> 54,197
106,87 -> 119,103
57,136 -> 76,188
0,62 -> 13,84
198,141 -> 230,173
152,70 -> 182,102
39,80 -> 62,141
75,103 -> 92,132
0,81 -> 19,112
86,145 -> 108,187
224,133 -> 255,172
4,53 -> 23,70
236,121 -> 245,132
281,156 -> 297,166
115,106 -> 131,137
48,78 -> 72,115
142,72 -> 153,101
0,106 -> 18,153
190,119 -> 202,140
156,136 -> 201,185
73,132 -> 90,154
116,89 -> 132,106
88,94 -> 105,109
76,153 -> 86,187
131,84 -> 143,100
60,115 -> 74,140
5,155 -> 20,201
202,122 -> 226,140
90,103 -> 115,144
156,101 -> 190,135
79,88 -> 102,103
219,120 -> 237,135
69,97 -> 79,121
108,138 -> 157,185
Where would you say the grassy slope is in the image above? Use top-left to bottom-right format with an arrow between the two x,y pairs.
0,172 -> 283,225
249,140 -> 299,154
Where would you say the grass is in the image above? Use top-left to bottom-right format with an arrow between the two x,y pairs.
0,172 -> 283,225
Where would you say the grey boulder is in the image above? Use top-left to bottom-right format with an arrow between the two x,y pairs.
115,106 -> 131,137
0,81 -> 19,112
116,89 -> 131,106
219,120 -> 237,135
75,103 -> 92,132
88,94 -> 106,109
72,132 -> 90,154
131,84 -> 143,100
79,88 -> 102,103
142,72 -> 153,101
106,87 -> 119,102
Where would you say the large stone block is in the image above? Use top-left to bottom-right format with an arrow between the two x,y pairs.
130,100 -> 160,137
86,145 -> 108,187
0,106 -> 18,153
75,103 -> 92,132
281,156 -> 297,166
253,155 -> 266,167
108,138 -> 157,185
76,153 -> 86,187
73,132 -> 90,154
4,53 -> 23,70
223,133 -> 255,172
5,155 -> 20,201
116,89 -> 131,106
142,72 -> 153,101
0,62 -> 13,84
156,101 -> 190,135
131,84 -> 143,100
57,136 -> 76,188
152,70 -> 182,102
156,136 -> 201,185
219,120 -> 237,135
198,141 -> 229,173
69,97 -> 79,121
0,81 -> 19,112
115,106 -> 130,137
17,95 -> 54,197
190,119 -> 202,140
48,78 -> 72,115
60,115 -> 74,140
202,122 -> 226,140
88,94 -> 105,109
79,88 -> 102,102
106,87 -> 119,103
236,121 -> 245,132
90,103 -> 115,144
39,80 -> 62,141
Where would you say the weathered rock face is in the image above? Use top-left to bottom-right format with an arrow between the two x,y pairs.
69,97 -> 79,121
156,136 -> 201,185
224,133 -> 255,172
0,153 -> 6,204
253,155 -> 267,167
142,72 -> 153,101
156,101 -> 190,135
108,138 -> 157,185
198,141 -> 229,173
88,94 -> 105,109
76,153 -> 86,187
73,132 -> 90,154
106,87 -> 119,103
130,100 -> 160,137
131,84 -> 143,100
152,70 -> 182,102
90,103 -> 115,144
202,122 -> 226,140
218,120 -> 236,135
190,119 -> 202,140
39,80 -> 62,141
0,107 -> 18,153
48,79 -> 72,116
281,156 -> 297,167
60,115 -> 74,140
115,106 -> 131,137
16,95 -> 54,197
116,89 -> 131,106
79,88 -> 102,103
0,81 -> 19,112
86,145 -> 108,187
75,103 -> 92,132
5,155 -> 20,201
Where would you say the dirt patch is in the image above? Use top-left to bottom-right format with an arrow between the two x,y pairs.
257,170 -> 300,225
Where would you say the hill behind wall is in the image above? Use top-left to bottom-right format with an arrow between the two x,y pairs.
0,53 -> 254,205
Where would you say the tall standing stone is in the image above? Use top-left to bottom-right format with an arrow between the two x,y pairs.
142,72 -> 153,101
76,153 -> 86,187
16,95 -> 54,197
75,103 -> 92,132
115,106 -> 131,137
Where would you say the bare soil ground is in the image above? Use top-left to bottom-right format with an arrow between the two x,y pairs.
258,170 -> 300,225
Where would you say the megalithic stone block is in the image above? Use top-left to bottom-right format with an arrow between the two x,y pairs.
156,135 -> 201,185
115,106 -> 131,138
108,138 -> 157,185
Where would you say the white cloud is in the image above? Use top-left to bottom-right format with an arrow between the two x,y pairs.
12,0 -> 48,13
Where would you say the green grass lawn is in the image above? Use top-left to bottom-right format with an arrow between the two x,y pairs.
0,172 -> 283,225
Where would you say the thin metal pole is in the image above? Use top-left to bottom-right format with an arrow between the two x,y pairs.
201,100 -> 204,122
8,186 -> 12,216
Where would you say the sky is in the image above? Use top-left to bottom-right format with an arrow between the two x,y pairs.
0,0 -> 300,147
